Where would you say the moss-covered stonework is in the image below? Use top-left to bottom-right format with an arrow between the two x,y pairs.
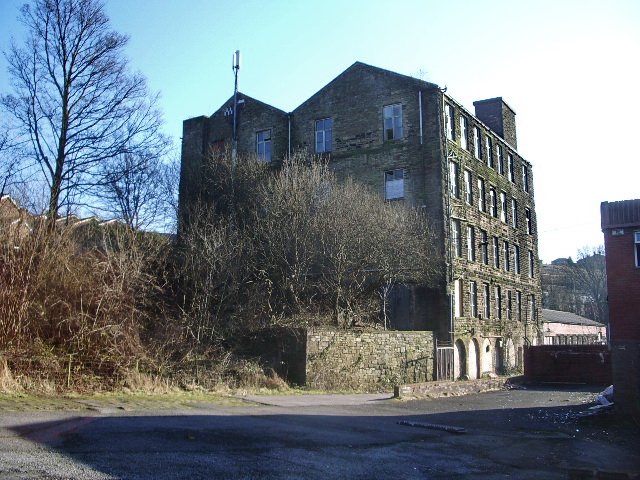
305,327 -> 434,390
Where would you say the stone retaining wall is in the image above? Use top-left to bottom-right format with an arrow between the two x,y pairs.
305,327 -> 434,390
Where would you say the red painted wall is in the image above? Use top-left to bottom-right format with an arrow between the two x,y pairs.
603,229 -> 640,340
524,345 -> 612,384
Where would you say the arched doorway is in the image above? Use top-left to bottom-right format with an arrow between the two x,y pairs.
469,339 -> 480,379
454,339 -> 467,380
504,338 -> 516,372
495,341 -> 504,374
481,338 -> 493,376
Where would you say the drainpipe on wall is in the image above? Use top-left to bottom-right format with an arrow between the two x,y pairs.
440,87 -> 454,350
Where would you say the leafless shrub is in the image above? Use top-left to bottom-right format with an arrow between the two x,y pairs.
179,150 -> 440,345
0,220 -> 172,383
0,357 -> 22,393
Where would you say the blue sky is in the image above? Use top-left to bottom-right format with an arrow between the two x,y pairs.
1,0 -> 639,262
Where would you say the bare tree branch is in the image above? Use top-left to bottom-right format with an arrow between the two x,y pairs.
2,0 -> 167,225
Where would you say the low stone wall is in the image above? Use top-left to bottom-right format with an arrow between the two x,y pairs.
395,375 -> 526,398
305,328 -> 434,391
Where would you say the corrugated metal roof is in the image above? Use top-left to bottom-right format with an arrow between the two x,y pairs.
541,309 -> 606,327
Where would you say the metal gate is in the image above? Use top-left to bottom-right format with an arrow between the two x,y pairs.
436,340 -> 454,381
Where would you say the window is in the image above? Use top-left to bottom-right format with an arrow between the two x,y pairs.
460,116 -> 469,150
503,241 -> 510,271
507,290 -> 513,320
464,170 -> 473,205
529,250 -> 535,278
497,145 -> 504,175
470,281 -> 478,317
452,219 -> 461,257
489,188 -> 497,218
483,283 -> 490,319
384,104 -> 403,140
315,118 -> 332,153
516,291 -> 522,321
480,230 -> 488,265
525,208 -> 532,234
455,279 -> 463,317
477,178 -> 486,212
514,245 -> 521,274
486,137 -> 494,168
256,130 -> 272,161
449,161 -> 459,198
522,165 -> 530,192
474,127 -> 482,159
511,199 -> 518,228
493,237 -> 500,268
384,169 -> 404,200
636,231 -> 640,267
500,192 -> 507,222
467,225 -> 476,261
530,295 -> 536,322
444,103 -> 455,141
508,154 -> 515,182
495,286 -> 502,319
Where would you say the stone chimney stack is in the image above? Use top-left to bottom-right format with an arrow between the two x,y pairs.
473,97 -> 517,149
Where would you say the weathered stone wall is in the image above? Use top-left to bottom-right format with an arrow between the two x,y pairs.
179,62 -> 543,370
443,91 -> 542,366
305,327 -> 434,390
395,375 -> 525,398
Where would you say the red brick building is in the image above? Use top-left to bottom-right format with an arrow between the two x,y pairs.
601,199 -> 640,416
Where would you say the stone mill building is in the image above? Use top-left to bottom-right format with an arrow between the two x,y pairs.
180,61 -> 542,380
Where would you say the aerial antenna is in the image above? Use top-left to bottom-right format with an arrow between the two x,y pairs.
230,50 -> 241,231
232,50 -> 241,158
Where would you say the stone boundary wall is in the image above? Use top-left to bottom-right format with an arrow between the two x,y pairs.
395,375 -> 526,398
305,328 -> 435,390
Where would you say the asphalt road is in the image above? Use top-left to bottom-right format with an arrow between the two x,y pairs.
0,385 -> 638,479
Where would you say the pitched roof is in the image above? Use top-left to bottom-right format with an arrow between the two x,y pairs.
211,92 -> 287,118
294,61 -> 440,113
541,309 -> 606,327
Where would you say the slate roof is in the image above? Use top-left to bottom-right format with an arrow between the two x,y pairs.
541,309 -> 606,327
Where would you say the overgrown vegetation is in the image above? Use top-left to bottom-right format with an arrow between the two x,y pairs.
1,151 -> 439,393
0,0 -> 440,394
179,152 -> 440,347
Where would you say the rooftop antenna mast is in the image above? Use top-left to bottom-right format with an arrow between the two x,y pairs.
232,50 -> 241,166
229,50 -> 241,232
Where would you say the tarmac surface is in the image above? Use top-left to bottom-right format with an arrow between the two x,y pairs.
0,384 -> 638,479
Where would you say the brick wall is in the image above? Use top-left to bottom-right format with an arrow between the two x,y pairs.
601,199 -> 640,417
602,228 -> 640,340
523,345 -> 611,384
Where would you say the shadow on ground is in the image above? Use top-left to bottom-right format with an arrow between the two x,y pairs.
2,386 -> 639,480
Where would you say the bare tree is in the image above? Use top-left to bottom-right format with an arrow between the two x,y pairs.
566,246 -> 608,323
179,151 -> 440,339
2,0 -> 166,225
98,149 -> 171,230
0,116 -> 19,198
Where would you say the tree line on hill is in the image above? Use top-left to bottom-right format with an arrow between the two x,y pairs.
541,247 -> 608,325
